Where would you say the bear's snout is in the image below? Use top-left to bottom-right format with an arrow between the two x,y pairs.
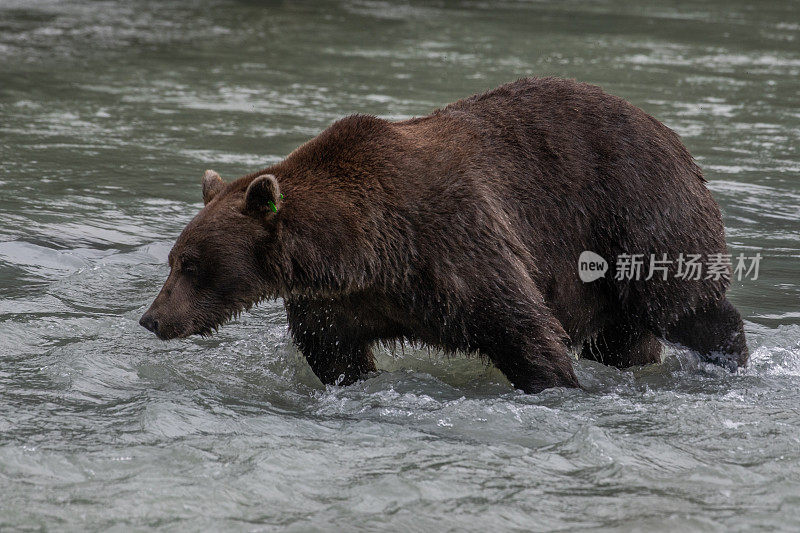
139,307 -> 193,340
139,311 -> 160,336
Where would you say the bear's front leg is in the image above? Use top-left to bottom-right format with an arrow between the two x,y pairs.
285,296 -> 377,386
467,292 -> 580,393
485,335 -> 580,394
300,338 -> 376,386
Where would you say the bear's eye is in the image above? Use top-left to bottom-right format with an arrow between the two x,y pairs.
180,259 -> 199,276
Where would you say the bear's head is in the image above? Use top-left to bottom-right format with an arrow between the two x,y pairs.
139,170 -> 284,339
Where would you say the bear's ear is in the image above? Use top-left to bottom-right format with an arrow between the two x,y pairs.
202,169 -> 225,205
244,174 -> 282,216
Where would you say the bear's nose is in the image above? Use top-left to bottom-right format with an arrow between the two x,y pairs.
139,312 -> 159,335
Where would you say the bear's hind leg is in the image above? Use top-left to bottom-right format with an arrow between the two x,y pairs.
664,296 -> 748,370
581,327 -> 662,368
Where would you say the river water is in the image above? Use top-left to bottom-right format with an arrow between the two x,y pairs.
1,0 -> 799,530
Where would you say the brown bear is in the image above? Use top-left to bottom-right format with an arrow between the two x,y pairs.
140,77 -> 748,393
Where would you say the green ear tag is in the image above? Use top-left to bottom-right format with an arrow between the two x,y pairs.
267,201 -> 278,213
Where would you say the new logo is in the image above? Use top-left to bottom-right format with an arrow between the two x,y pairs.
578,251 -> 608,282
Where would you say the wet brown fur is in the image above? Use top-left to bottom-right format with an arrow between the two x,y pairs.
141,77 -> 748,393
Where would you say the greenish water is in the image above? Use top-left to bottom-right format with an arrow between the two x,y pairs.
1,0 -> 799,530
